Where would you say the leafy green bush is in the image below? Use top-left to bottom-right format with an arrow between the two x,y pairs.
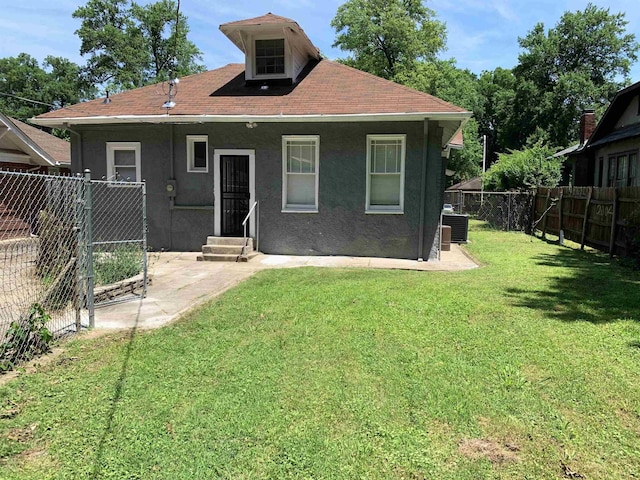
0,303 -> 53,372
484,140 -> 560,191
94,245 -> 142,286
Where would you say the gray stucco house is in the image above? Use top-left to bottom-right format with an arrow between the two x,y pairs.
33,13 -> 471,260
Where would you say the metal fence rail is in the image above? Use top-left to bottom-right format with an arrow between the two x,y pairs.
445,190 -> 534,232
0,170 -> 146,372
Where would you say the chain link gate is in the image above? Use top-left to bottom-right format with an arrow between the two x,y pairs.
0,170 -> 147,371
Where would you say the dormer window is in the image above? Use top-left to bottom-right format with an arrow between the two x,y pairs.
255,39 -> 285,75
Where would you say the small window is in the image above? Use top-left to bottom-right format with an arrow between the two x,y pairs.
255,39 -> 285,75
629,152 -> 638,186
596,157 -> 604,187
106,142 -> 141,182
608,157 -> 616,187
616,155 -> 628,187
366,135 -> 406,213
187,135 -> 208,173
282,136 -> 319,212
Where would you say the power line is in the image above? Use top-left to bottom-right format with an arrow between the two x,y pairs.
0,92 -> 55,108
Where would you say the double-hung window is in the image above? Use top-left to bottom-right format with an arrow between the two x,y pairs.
106,142 -> 141,182
255,39 -> 285,76
187,135 -> 208,173
282,136 -> 319,212
366,135 -> 406,213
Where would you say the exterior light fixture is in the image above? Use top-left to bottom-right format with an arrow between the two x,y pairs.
245,122 -> 257,129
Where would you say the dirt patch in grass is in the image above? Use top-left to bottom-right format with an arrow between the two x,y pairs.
458,438 -> 520,465
5,424 -> 37,443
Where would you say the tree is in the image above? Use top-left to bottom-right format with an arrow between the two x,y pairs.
399,60 -> 484,183
331,0 -> 446,81
0,54 -> 95,122
483,138 -> 560,191
511,3 -> 639,148
73,0 -> 204,92
475,67 -> 517,164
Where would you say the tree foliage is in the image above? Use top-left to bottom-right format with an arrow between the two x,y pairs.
0,54 -> 95,121
331,0 -> 446,81
483,139 -> 561,191
511,3 -> 639,148
73,0 -> 204,91
400,60 -> 484,182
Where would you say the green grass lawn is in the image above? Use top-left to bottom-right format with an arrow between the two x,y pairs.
1,224 -> 639,479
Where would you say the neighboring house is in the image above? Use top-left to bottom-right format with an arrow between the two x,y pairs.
33,13 -> 471,259
0,112 -> 70,173
447,176 -> 482,192
563,81 -> 640,187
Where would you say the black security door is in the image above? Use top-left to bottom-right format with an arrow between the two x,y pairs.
220,155 -> 250,236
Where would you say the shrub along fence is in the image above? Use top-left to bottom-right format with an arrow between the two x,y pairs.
534,186 -> 640,258
0,170 -> 147,372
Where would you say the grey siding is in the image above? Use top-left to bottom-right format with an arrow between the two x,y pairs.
72,121 -> 446,259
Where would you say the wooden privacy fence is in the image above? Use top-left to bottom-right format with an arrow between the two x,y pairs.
534,186 -> 640,256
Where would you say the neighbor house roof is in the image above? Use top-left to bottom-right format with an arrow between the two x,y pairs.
33,60 -> 470,127
588,80 -> 640,146
0,112 -> 70,166
447,176 -> 482,191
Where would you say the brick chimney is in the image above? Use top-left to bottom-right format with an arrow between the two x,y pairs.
579,109 -> 596,145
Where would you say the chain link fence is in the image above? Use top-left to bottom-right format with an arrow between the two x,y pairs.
444,190 -> 535,232
0,170 -> 146,372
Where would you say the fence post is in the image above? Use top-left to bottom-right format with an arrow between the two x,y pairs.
507,194 -> 512,232
84,169 -> 95,328
74,174 -> 84,331
580,187 -> 592,250
558,189 -> 564,244
141,180 -> 148,299
609,187 -> 619,257
541,189 -> 551,239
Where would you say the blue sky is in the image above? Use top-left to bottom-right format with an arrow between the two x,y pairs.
2,0 -> 640,82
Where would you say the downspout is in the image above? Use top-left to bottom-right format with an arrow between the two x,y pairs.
169,124 -> 174,250
64,123 -> 83,173
417,118 -> 429,261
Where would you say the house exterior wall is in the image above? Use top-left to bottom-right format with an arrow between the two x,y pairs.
72,121 -> 446,259
591,137 -> 640,187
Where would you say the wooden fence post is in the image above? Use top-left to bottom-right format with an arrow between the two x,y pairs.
558,188 -> 564,243
609,188 -> 619,257
541,189 -> 551,239
580,187 -> 593,250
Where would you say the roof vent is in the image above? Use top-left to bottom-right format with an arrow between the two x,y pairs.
162,78 -> 179,109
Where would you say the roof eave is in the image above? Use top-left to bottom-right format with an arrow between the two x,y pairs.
32,111 -> 473,129
0,112 -> 57,167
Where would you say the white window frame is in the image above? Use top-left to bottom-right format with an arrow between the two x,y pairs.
365,134 -> 406,214
247,33 -> 289,80
106,142 -> 141,183
186,135 -> 208,173
282,135 -> 319,213
254,38 -> 286,77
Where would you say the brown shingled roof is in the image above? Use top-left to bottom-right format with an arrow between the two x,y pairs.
9,118 -> 70,165
220,12 -> 297,27
36,60 -> 468,124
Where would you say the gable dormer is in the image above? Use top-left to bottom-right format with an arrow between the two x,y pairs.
219,13 -> 321,84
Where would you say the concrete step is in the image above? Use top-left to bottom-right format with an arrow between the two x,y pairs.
206,237 -> 253,248
202,244 -> 245,255
196,251 -> 259,262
